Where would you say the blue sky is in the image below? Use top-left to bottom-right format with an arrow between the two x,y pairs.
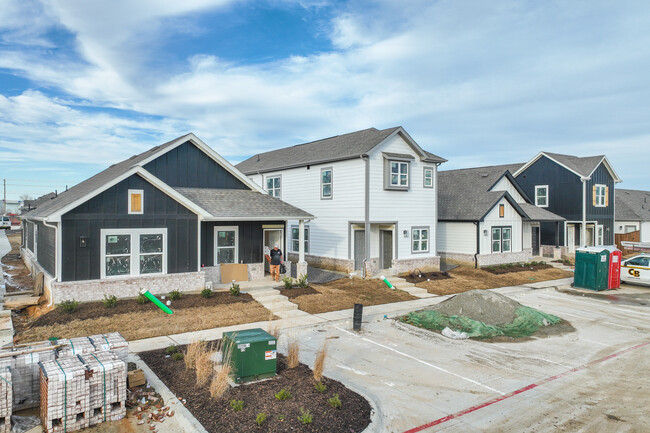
1,0 -> 649,201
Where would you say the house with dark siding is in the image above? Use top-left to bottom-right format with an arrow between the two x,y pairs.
21,133 -> 313,304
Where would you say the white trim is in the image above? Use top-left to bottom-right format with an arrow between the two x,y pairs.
128,189 -> 144,214
100,228 -> 168,279
321,167 -> 333,199
264,174 -> 282,199
389,160 -> 409,188
411,226 -> 430,253
291,224 -> 310,254
596,224 -> 604,246
423,166 -> 434,188
33,222 -> 38,257
203,216 -> 312,222
535,185 -> 549,207
214,226 -> 239,265
594,184 -> 607,207
513,152 -> 622,183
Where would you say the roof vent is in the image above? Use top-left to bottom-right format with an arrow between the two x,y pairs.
481,173 -> 489,177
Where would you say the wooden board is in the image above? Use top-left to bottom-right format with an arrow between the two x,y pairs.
220,264 -> 249,284
5,296 -> 40,310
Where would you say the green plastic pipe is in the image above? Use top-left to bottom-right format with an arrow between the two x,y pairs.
140,289 -> 173,314
380,275 -> 394,289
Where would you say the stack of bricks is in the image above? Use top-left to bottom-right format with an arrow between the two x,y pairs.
57,337 -> 96,358
39,356 -> 90,433
88,333 -> 129,363
0,367 -> 11,433
0,341 -> 56,410
79,351 -> 126,426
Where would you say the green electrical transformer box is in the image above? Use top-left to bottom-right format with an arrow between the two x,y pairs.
222,328 -> 277,383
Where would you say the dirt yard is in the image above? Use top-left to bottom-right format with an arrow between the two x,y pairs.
284,278 -> 417,314
15,293 -> 272,343
415,265 -> 574,296
2,231 -> 34,293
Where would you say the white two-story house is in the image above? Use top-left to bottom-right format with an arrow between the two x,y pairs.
236,127 -> 446,276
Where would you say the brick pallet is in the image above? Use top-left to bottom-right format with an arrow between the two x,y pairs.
79,351 -> 126,426
39,356 -> 90,433
57,337 -> 95,358
0,368 -> 11,433
0,341 -> 56,410
88,333 -> 128,363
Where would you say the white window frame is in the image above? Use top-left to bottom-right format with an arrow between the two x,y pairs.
128,189 -> 144,215
291,225 -> 309,254
214,226 -> 239,265
596,224 -> 604,246
423,167 -> 434,188
390,161 -> 409,188
594,184 -> 607,207
321,167 -> 333,199
33,223 -> 38,257
100,228 -> 167,279
265,175 -> 281,199
411,227 -> 430,253
491,226 -> 512,253
535,185 -> 548,207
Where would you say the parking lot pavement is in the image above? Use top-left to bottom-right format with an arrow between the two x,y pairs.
288,285 -> 650,433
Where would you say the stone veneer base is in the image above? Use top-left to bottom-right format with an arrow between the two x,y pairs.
439,251 -> 533,267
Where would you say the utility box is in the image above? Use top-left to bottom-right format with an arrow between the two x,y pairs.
222,328 -> 277,383
574,246 -> 622,291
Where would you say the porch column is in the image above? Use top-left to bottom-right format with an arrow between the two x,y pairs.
555,221 -> 560,247
581,177 -> 588,248
297,219 -> 308,278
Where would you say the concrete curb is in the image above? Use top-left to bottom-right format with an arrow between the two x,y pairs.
129,353 -> 210,433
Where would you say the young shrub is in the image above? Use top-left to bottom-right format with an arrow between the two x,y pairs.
184,340 -> 207,370
169,289 -> 182,300
230,282 -> 240,296
59,299 -> 79,313
282,276 -> 293,289
287,337 -> 300,369
165,345 -> 178,354
255,413 -> 267,426
102,295 -> 117,308
136,293 -> 148,304
172,352 -> 184,361
276,415 -> 285,421
327,393 -> 341,408
201,288 -> 213,298
297,407 -> 312,425
312,341 -> 328,382
297,273 -> 308,288
195,350 -> 214,386
314,381 -> 326,393
229,399 -> 244,412
274,388 -> 292,401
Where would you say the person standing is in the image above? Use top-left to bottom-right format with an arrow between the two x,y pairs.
269,244 -> 283,282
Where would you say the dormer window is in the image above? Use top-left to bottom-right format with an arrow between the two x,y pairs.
383,152 -> 413,191
128,190 -> 143,214
535,185 -> 548,207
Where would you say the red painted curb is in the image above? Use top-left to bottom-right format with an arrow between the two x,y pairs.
403,340 -> 650,433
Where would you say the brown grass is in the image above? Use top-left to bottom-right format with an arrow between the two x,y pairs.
210,340 -> 234,399
415,266 -> 574,296
185,340 -> 207,370
16,301 -> 271,343
312,341 -> 328,382
195,350 -> 214,386
287,337 -> 300,369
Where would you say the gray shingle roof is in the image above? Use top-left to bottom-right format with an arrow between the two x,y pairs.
174,188 -> 313,219
26,134 -> 192,219
539,152 -> 605,177
439,164 -> 563,222
236,127 -> 446,174
616,189 -> 650,221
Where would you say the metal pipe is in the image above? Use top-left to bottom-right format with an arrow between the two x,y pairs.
140,289 -> 173,314
581,177 -> 589,247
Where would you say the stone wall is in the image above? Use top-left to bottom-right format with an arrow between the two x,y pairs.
391,256 -> 441,275
203,263 -> 266,286
287,253 -> 354,274
439,251 -> 533,267
51,271 -> 206,304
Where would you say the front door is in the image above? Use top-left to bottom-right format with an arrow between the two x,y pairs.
380,230 -> 393,270
354,230 -> 366,271
263,229 -> 284,273
586,226 -> 595,246
531,226 -> 540,256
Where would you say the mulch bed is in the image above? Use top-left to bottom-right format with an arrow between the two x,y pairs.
483,263 -> 552,275
279,286 -> 319,299
139,345 -> 371,433
401,271 -> 452,284
31,292 -> 257,327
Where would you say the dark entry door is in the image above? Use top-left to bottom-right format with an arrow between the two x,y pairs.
532,226 -> 540,256
354,230 -> 365,270
380,230 -> 393,269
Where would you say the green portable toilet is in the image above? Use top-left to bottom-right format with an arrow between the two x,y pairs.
574,246 -> 613,291
222,328 -> 277,383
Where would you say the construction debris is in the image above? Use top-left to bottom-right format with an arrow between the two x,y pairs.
0,367 -> 11,433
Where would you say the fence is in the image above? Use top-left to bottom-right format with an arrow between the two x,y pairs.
615,230 -> 640,253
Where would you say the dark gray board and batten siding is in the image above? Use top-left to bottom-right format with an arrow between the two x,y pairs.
61,173 -> 198,282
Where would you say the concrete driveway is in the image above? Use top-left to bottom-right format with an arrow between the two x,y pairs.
289,283 -> 650,432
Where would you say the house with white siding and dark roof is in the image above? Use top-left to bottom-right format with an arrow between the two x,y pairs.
237,126 -> 446,276
21,133 -> 313,304
615,189 -> 650,243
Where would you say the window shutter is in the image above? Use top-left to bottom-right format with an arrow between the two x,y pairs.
605,186 -> 609,206
131,194 -> 142,212
592,185 -> 596,206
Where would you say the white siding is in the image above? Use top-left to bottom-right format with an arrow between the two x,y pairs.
490,177 -> 526,203
614,220 -> 639,234
522,222 -> 534,249
642,222 -> 650,243
479,198 -> 523,254
367,133 -> 438,259
248,159 -> 365,259
437,222 -> 476,254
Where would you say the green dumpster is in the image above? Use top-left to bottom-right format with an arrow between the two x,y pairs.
573,246 -> 613,291
222,328 -> 277,383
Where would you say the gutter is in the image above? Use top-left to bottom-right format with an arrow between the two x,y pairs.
41,219 -> 59,307
474,222 -> 480,269
363,155 -> 370,277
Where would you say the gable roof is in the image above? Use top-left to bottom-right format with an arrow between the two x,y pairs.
513,151 -> 622,182
438,164 -> 563,222
616,189 -> 650,222
24,134 -> 294,222
236,126 -> 446,175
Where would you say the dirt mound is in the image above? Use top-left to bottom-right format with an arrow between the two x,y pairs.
431,290 -> 521,326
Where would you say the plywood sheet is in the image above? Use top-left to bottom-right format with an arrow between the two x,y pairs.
220,264 -> 248,283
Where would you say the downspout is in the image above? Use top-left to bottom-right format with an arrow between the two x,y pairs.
363,155 -> 370,277
474,222 -> 480,269
581,176 -> 589,247
42,219 -> 59,307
